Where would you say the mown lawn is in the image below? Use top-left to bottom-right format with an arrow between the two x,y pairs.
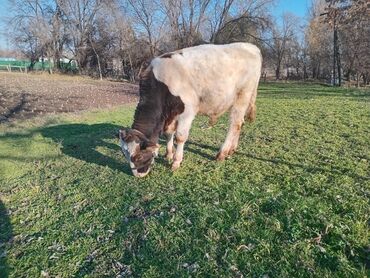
0,83 -> 369,277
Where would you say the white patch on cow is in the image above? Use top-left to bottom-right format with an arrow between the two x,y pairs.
152,42 -> 261,116
119,138 -> 127,150
150,42 -> 262,167
119,138 -> 140,162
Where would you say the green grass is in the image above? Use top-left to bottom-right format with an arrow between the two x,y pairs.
0,83 -> 369,277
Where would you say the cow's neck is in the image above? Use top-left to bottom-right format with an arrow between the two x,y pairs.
131,109 -> 164,143
131,75 -> 165,143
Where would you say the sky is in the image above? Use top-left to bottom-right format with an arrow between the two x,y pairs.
0,0 -> 10,50
274,0 -> 311,19
0,0 -> 311,51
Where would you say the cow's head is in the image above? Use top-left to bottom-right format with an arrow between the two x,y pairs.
119,129 -> 159,177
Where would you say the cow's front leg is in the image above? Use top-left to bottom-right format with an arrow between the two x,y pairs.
172,111 -> 195,171
165,132 -> 175,161
164,119 -> 178,161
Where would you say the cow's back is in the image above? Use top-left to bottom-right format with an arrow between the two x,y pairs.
151,43 -> 262,114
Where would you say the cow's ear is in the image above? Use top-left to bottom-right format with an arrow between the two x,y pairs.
138,60 -> 151,79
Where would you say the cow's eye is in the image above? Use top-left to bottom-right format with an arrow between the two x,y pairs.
140,141 -> 147,150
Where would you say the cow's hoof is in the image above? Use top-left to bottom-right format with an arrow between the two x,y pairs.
215,152 -> 226,161
228,149 -> 235,156
165,153 -> 173,161
171,161 -> 181,171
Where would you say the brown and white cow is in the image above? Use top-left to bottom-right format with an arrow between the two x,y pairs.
119,42 -> 262,177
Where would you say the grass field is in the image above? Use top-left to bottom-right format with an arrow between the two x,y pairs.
0,83 -> 369,277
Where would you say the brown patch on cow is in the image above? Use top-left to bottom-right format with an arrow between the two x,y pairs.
131,149 -> 154,170
121,129 -> 147,144
161,52 -> 175,59
163,92 -> 184,133
131,66 -> 185,144
246,103 -> 256,123
139,60 -> 152,78
164,119 -> 178,134
160,51 -> 183,59
209,115 -> 219,126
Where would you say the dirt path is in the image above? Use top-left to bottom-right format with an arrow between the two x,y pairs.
0,72 -> 138,123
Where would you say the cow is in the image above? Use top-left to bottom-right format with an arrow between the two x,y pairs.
119,42 -> 262,177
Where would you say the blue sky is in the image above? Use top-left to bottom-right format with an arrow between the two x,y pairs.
0,0 -> 10,50
0,0 -> 311,50
274,0 -> 311,19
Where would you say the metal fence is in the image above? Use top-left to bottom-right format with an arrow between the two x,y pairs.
0,59 -> 78,72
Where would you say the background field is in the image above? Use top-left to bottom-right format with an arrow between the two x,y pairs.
0,81 -> 369,277
0,72 -> 138,123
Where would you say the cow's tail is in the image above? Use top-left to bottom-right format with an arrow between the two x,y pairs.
246,92 -> 257,123
246,47 -> 262,123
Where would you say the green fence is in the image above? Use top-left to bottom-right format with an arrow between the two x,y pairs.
0,59 -> 78,71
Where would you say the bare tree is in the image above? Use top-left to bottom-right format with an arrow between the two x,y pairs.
7,0 -> 48,69
208,0 -> 273,44
306,0 -> 370,85
161,0 -> 211,48
58,0 -> 104,74
268,13 -> 297,80
338,0 -> 370,85
122,0 -> 166,56
47,2 -> 68,71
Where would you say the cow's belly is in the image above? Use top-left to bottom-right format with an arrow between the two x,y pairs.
197,88 -> 236,116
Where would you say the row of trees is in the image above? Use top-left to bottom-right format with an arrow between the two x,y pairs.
4,0 -> 273,80
3,0 -> 370,85
306,0 -> 370,85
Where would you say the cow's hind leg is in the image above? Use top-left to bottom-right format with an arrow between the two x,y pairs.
216,90 -> 255,161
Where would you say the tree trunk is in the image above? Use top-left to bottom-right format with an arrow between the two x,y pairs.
356,72 -> 360,87
92,47 -> 103,81
29,59 -> 37,71
41,54 -> 45,71
128,52 -> 134,82
48,55 -> 53,74
275,65 -> 280,80
337,39 -> 341,86
363,73 -> 369,86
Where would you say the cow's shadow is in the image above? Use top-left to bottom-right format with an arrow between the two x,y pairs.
40,123 -> 132,175
0,200 -> 12,277
40,123 -> 190,175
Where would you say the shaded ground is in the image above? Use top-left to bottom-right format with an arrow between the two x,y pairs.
0,72 -> 138,123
